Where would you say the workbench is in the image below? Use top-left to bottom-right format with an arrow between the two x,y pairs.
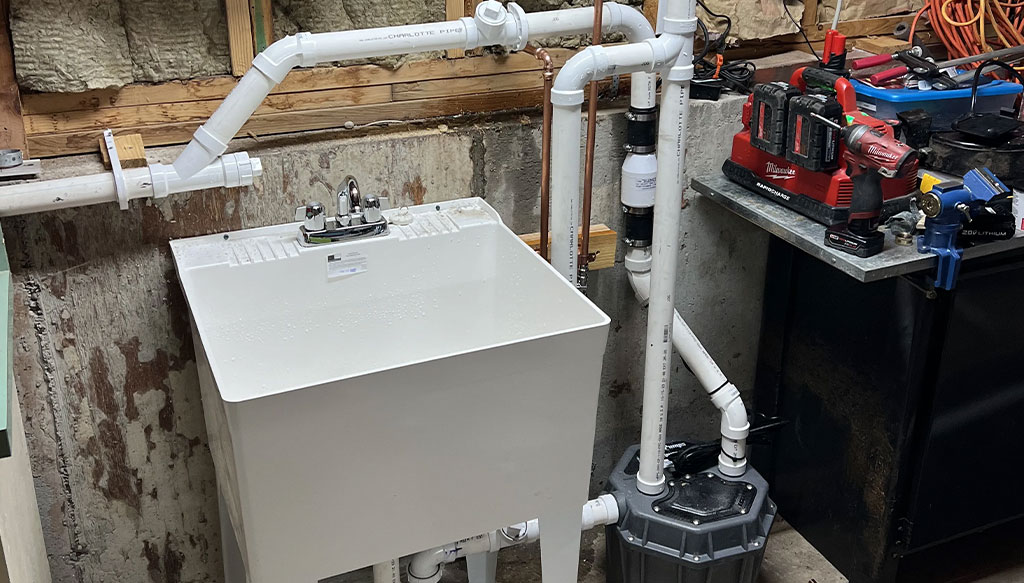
693,174 -> 1024,583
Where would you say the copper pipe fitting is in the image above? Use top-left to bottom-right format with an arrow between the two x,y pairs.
525,44 -> 555,262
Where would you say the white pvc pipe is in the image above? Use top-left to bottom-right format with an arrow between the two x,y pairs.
173,2 -> 656,180
548,36 -> 683,281
580,493 -> 620,530
409,494 -> 619,583
625,250 -> 749,477
372,559 -> 400,583
0,152 -> 261,217
636,0 -> 698,495
549,104 -> 585,281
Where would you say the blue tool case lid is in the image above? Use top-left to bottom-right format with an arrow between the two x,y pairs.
852,78 -> 1023,102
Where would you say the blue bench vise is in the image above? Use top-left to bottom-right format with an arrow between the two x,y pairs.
917,168 -> 1015,290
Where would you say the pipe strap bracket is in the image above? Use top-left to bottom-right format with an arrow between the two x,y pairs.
102,129 -> 129,210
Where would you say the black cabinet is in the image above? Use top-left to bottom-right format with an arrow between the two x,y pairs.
753,237 -> 1024,583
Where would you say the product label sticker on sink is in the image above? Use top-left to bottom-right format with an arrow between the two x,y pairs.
327,251 -> 367,280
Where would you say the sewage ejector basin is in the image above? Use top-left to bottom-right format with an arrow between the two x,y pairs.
171,198 -> 610,583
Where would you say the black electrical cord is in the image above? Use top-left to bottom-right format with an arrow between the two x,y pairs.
691,0 -> 757,93
696,0 -> 731,51
695,17 -> 711,64
969,59 -> 1024,114
782,0 -> 821,61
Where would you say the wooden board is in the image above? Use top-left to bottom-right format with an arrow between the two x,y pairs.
392,70 -> 547,101
226,0 -> 256,75
854,36 -> 912,54
250,0 -> 273,54
802,0 -> 819,28
519,224 -> 617,271
28,87 -> 548,157
0,0 -> 26,155
25,85 -> 393,134
643,0 -> 659,28
446,0 -> 467,59
98,133 -> 146,170
22,50 -> 577,116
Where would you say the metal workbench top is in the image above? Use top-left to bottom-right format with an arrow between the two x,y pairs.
692,173 -> 1024,283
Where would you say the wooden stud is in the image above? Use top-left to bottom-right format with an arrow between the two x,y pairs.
226,0 -> 256,75
446,0 -> 468,59
802,0 -> 819,28
98,133 -> 147,169
643,0 -> 659,28
519,224 -> 617,271
0,0 -> 27,155
250,0 -> 274,54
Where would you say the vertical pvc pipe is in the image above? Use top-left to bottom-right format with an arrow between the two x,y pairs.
636,2 -> 695,495
372,559 -> 401,583
549,101 -> 584,281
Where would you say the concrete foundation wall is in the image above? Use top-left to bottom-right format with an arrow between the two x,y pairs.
2,95 -> 769,582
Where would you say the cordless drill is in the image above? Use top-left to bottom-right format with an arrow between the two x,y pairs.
818,119 -> 918,257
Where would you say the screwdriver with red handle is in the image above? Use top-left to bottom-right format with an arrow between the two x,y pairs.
851,46 -> 923,71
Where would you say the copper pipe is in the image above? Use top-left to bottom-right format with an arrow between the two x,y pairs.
525,44 -> 555,263
581,0 -> 604,270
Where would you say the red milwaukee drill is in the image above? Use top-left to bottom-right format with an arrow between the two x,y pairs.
814,115 -> 918,257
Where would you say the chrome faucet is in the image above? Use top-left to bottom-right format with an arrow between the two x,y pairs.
294,175 -> 389,246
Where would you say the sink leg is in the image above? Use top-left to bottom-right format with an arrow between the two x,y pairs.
539,508 -> 583,583
219,492 -> 247,583
466,551 -> 498,583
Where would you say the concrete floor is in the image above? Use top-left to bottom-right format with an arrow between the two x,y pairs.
390,517 -> 1024,583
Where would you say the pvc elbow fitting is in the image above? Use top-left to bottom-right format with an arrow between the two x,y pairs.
407,549 -> 445,583
603,2 -> 656,42
252,34 -> 312,83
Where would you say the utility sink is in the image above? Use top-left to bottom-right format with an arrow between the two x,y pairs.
171,198 -> 610,583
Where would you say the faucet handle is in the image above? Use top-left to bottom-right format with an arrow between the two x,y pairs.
295,202 -> 326,231
364,194 -> 382,223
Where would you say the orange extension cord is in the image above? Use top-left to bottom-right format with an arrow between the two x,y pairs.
910,0 -> 1024,63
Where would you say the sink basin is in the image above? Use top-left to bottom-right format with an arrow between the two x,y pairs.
171,198 -> 610,583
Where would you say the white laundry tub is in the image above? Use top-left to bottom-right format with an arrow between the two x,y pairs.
171,198 -> 610,583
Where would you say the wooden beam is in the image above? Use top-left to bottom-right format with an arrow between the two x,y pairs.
226,0 -> 256,75
643,0 -> 659,28
520,224 -> 617,271
27,87 -> 551,157
0,0 -> 27,155
250,0 -> 273,54
446,0 -> 467,58
392,70 -> 546,102
802,0 -> 819,28
25,85 -> 393,134
22,49 -> 578,116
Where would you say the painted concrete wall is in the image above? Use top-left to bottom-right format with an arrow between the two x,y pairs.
2,94 -> 768,583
